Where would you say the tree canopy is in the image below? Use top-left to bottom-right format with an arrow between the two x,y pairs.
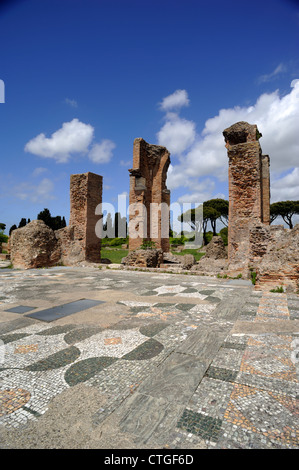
270,200 -> 299,229
36,209 -> 66,230
177,198 -> 229,244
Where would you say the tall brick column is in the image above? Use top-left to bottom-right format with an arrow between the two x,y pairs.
261,154 -> 270,225
69,172 -> 102,263
128,138 -> 171,252
223,122 -> 266,274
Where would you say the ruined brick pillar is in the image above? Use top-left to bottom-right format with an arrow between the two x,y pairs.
69,172 -> 102,263
223,122 -> 267,274
128,138 -> 171,252
261,154 -> 270,225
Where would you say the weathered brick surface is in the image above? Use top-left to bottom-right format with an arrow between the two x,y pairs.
128,138 -> 171,252
261,155 -> 270,225
223,122 -> 270,275
69,172 -> 102,263
10,172 -> 103,268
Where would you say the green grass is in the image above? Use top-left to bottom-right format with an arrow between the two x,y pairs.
270,286 -> 284,293
171,249 -> 205,262
101,247 -> 206,264
101,248 -> 128,264
0,263 -> 13,269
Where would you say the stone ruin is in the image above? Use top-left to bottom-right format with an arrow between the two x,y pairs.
223,121 -> 270,274
10,172 -> 102,269
128,138 -> 171,253
223,121 -> 298,292
6,128 -> 299,292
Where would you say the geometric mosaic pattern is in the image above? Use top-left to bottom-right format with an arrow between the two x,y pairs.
1,267 -> 299,449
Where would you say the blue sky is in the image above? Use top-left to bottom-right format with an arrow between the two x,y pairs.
0,0 -> 299,233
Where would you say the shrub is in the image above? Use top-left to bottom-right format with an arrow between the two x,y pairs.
219,227 -> 228,245
140,240 -> 157,250
270,286 -> 284,293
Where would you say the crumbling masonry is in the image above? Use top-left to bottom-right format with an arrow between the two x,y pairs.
223,121 -> 299,292
10,172 -> 102,269
128,138 -> 171,253
223,121 -> 270,275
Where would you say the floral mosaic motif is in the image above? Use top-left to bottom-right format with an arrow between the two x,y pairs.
240,335 -> 298,383
0,388 -> 31,416
224,384 -> 299,447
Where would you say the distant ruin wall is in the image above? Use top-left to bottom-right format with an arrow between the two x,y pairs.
10,172 -> 103,268
69,172 -> 102,263
128,138 -> 171,252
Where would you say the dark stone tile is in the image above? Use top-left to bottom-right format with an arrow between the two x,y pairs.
122,338 -> 164,360
64,356 -> 118,386
177,408 -> 223,442
222,342 -> 247,351
205,366 -> 238,383
182,288 -> 198,294
198,290 -> 215,296
4,306 -> 36,314
154,303 -> 176,309
175,303 -> 197,311
206,296 -> 221,303
25,346 -> 81,371
64,326 -> 103,345
139,323 -> 169,337
37,325 -> 77,336
0,332 -> 30,344
25,299 -> 105,322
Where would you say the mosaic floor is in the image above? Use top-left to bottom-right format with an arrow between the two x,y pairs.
0,266 -> 298,449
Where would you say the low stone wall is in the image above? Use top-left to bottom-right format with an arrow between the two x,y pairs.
249,223 -> 299,292
10,220 -> 61,269
10,220 -> 101,269
121,249 -> 163,268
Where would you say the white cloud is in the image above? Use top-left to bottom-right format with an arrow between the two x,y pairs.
14,178 -> 55,203
25,119 -> 116,165
159,80 -> 299,204
258,63 -> 286,83
64,98 -> 78,108
32,167 -> 48,177
157,114 -> 196,155
120,159 -> 131,167
271,167 -> 299,202
177,178 -> 216,204
88,139 -> 116,164
160,89 -> 190,111
25,119 -> 94,163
